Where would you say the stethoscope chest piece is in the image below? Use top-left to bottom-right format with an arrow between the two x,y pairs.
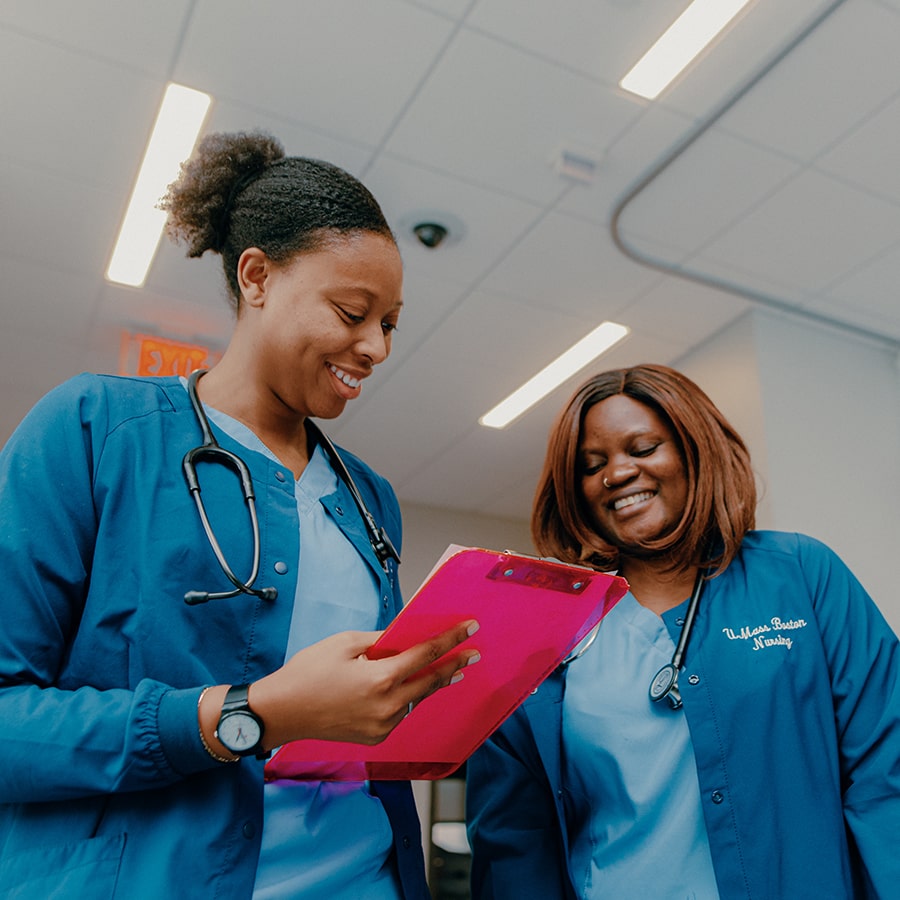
648,565 -> 707,712
649,663 -> 678,701
649,663 -> 682,709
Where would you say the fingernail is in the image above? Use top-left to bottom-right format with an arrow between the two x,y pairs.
466,651 -> 481,666
450,671 -> 465,684
466,621 -> 480,636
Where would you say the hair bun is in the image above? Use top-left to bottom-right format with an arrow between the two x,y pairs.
162,131 -> 285,258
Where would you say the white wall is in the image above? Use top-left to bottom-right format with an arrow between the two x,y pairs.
396,501 -> 534,601
680,308 -> 900,635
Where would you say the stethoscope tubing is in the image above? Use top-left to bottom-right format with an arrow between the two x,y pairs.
182,369 -> 399,605
183,370 -> 274,604
649,566 -> 707,710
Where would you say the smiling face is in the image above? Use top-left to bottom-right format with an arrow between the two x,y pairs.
578,394 -> 688,556
241,230 -> 403,421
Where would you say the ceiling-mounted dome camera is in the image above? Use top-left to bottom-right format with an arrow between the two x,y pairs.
412,222 -> 449,249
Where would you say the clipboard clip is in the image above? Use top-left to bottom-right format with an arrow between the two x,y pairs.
486,557 -> 592,594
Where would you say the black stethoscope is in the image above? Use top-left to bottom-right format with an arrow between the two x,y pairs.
182,369 -> 400,606
648,567 -> 706,710
562,564 -> 706,711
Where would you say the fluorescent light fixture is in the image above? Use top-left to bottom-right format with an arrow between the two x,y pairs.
106,83 -> 211,287
619,0 -> 754,100
479,321 -> 630,429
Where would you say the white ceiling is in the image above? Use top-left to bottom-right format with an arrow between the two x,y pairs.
2,0 -> 899,521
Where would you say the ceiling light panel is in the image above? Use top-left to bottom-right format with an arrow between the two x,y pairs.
620,0 -> 755,100
106,83 -> 211,287
479,321 -> 630,429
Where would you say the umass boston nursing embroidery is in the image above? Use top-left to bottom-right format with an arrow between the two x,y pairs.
722,617 -> 808,651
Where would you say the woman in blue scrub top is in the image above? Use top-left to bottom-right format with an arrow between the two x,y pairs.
466,363 -> 900,899
0,130 -> 478,899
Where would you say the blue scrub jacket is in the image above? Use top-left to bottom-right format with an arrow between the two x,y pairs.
0,374 -> 429,900
467,532 -> 900,899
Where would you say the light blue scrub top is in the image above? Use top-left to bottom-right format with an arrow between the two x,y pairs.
203,406 -> 401,900
562,592 -> 719,900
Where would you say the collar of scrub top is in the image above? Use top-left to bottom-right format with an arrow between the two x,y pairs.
561,561 -> 707,713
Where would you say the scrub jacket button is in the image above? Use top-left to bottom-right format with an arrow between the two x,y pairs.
274,470 -> 286,482
335,506 -> 344,516
675,616 -> 685,626
242,821 -> 257,839
688,674 -> 700,685
711,791 -> 724,805
274,561 -> 289,575
402,836 -> 411,849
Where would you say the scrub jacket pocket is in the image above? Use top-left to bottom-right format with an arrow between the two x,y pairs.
0,832 -> 125,899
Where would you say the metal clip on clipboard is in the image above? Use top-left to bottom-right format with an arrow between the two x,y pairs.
265,546 -> 628,781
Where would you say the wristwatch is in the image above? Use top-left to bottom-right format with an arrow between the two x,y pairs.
215,684 -> 267,758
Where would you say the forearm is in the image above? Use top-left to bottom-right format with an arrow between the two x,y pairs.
0,680 -> 213,803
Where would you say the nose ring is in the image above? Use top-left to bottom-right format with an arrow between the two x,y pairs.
603,476 -> 612,488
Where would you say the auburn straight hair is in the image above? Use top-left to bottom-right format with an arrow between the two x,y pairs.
531,364 -> 756,576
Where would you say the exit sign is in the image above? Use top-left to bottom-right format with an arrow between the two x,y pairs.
120,331 -> 219,377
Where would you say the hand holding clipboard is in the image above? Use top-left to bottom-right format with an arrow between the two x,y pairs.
265,546 -> 627,781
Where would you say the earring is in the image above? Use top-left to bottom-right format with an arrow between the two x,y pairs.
602,477 -> 611,488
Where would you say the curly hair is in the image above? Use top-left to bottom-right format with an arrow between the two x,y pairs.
161,130 -> 395,311
531,364 -> 756,577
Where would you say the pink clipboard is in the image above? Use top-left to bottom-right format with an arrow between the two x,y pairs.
264,546 -> 627,781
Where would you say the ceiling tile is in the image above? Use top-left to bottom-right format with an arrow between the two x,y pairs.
657,0 -> 844,120
174,0 -> 455,146
617,130 -> 801,251
411,0 -> 473,18
466,0 -> 692,86
716,0 -> 900,160
0,159 -> 123,276
614,276 -> 751,346
0,0 -> 190,75
384,29 -> 642,204
558,103 -> 695,225
198,103 -> 377,176
0,328 -> 99,400
0,30 -> 167,188
365,154 -> 543,286
381,271 -> 470,358
691,169 -> 900,293
148,241 -> 237,315
0,258 -> 99,341
815,91 -> 900,204
819,240 -> 900,332
479,211 -> 660,317
670,255 -> 812,311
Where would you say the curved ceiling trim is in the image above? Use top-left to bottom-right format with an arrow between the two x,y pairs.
610,0 -> 900,352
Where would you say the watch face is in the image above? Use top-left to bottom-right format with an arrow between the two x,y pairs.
217,711 -> 262,754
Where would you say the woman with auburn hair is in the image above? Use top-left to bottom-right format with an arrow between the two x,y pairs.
467,363 -> 900,899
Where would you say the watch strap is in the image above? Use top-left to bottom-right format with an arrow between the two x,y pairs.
221,683 -> 252,713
